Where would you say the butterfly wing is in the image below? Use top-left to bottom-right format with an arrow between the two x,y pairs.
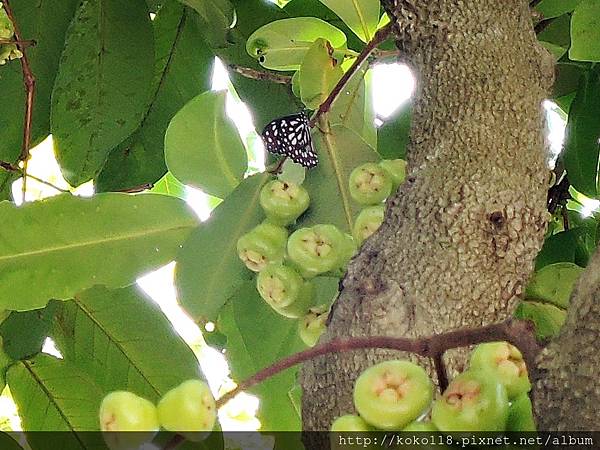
261,113 -> 318,168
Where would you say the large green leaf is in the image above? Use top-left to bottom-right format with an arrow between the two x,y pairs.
515,301 -> 566,341
537,14 -> 571,60
0,193 -> 198,311
51,0 -> 154,186
175,173 -> 269,322
524,262 -> 583,309
219,282 -> 304,430
50,286 -> 202,401
377,101 -> 412,159
318,0 -> 380,42
178,0 -> 234,47
96,4 -> 214,192
298,39 -> 343,109
302,124 -> 379,231
246,17 -> 347,71
535,0 -> 583,19
151,172 -> 187,200
563,66 -> 600,198
165,91 -> 247,198
8,355 -> 105,436
536,228 -> 594,269
329,60 -> 376,148
0,304 -> 58,360
0,0 -> 79,199
570,0 -> 600,61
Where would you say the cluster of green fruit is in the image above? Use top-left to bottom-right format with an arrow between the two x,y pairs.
99,379 -> 216,450
236,159 -> 405,347
331,341 -> 534,438
0,4 -> 23,66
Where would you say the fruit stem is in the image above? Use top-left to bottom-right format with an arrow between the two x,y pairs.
1,0 -> 36,203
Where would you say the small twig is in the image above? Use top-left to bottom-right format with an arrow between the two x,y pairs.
228,64 -> 292,85
215,319 -> 541,410
561,206 -> 570,231
1,0 -> 36,203
432,352 -> 449,393
0,38 -> 35,47
310,22 -> 393,127
547,175 -> 570,214
0,161 -> 69,193
266,157 -> 288,174
116,182 -> 154,193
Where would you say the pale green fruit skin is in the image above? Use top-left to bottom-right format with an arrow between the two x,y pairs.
431,370 -> 509,432
99,391 -> 158,450
353,360 -> 433,430
260,180 -> 310,225
379,159 -> 407,188
157,380 -> 216,440
469,341 -> 531,399
507,394 -> 536,432
272,280 -> 315,318
353,206 -> 385,245
236,223 -> 287,272
287,224 -> 346,276
349,163 -> 393,205
298,305 -> 328,347
256,263 -> 304,309
403,421 -> 437,432
331,414 -> 373,432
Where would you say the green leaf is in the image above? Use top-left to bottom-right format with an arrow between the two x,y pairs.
175,173 -> 269,322
524,262 -> 583,309
377,101 -> 412,159
0,0 -> 79,197
246,17 -> 347,71
302,124 -> 379,231
51,0 -> 155,186
0,304 -> 58,360
8,354 -> 105,435
165,91 -> 247,198
96,4 -> 214,193
151,172 -> 187,200
536,228 -> 594,269
318,0 -> 380,42
329,60 -> 376,148
570,0 -> 600,62
219,282 -> 304,430
0,193 -> 198,311
535,0 -> 583,19
298,39 -> 344,109
563,66 -> 600,198
537,14 -> 571,61
178,0 -> 234,47
514,301 -> 566,340
553,62 -> 587,98
50,286 -> 202,401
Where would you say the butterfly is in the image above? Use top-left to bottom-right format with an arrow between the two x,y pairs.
261,112 -> 318,168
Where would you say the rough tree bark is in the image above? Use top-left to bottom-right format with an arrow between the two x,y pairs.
533,249 -> 600,430
301,0 -> 554,436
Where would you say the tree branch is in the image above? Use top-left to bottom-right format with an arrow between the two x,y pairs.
1,0 -> 36,202
228,64 -> 292,84
309,22 -> 393,127
0,37 -> 35,47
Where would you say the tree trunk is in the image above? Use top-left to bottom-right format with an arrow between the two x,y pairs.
301,0 -> 554,436
533,249 -> 600,430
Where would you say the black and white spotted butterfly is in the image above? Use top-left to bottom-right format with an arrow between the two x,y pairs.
261,112 -> 318,168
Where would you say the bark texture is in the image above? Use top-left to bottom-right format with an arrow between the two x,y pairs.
533,249 -> 600,430
301,0 -> 554,435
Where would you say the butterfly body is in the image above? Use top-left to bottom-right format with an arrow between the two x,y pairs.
261,112 -> 318,168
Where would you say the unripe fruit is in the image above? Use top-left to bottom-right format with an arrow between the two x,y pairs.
257,263 -> 304,309
237,223 -> 287,272
271,280 -> 315,318
287,224 -> 346,277
298,304 -> 328,347
353,206 -> 384,245
507,394 -> 536,432
349,163 -> 393,205
402,420 -> 437,432
157,380 -> 216,442
379,159 -> 407,188
259,179 -> 310,225
431,370 -> 509,432
330,414 -> 373,432
469,341 -> 531,399
99,391 -> 159,450
353,360 -> 433,430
